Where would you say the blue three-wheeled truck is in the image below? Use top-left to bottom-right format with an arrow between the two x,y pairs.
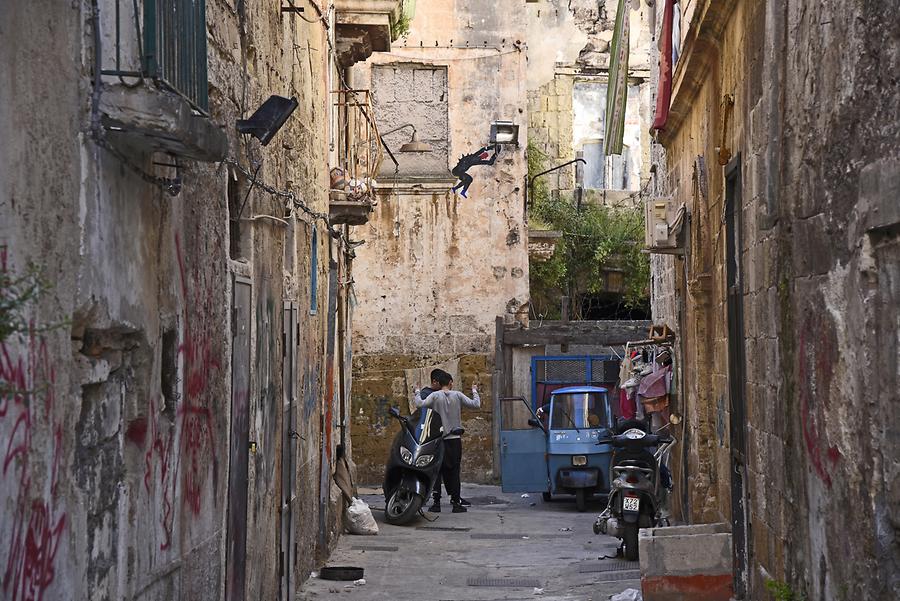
499,386 -> 615,511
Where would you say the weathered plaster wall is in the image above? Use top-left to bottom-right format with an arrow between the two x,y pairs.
349,0 -> 530,484
651,0 -> 900,599
0,1 -> 348,599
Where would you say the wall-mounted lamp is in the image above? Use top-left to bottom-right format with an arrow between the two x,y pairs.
381,123 -> 434,153
236,95 -> 298,146
490,120 -> 520,146
378,123 -> 433,173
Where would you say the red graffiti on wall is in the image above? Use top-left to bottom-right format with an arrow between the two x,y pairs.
135,235 -> 222,548
174,234 -> 220,516
798,318 -> 842,488
0,292 -> 67,600
137,397 -> 175,550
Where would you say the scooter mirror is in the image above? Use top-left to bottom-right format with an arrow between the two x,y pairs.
669,413 -> 682,425
389,407 -> 401,418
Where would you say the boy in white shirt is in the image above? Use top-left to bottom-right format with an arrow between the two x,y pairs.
414,371 -> 480,512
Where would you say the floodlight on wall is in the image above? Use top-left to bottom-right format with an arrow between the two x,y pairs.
236,95 -> 298,146
490,120 -> 520,146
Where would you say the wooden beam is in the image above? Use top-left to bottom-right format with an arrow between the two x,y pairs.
503,320 -> 652,346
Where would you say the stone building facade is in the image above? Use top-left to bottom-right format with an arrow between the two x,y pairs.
349,0 -> 530,484
0,1 -> 408,600
526,0 -> 655,204
648,0 -> 899,599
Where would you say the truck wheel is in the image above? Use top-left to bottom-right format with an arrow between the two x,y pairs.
575,489 -> 587,512
384,487 -> 423,525
623,523 -> 639,561
542,492 -> 552,502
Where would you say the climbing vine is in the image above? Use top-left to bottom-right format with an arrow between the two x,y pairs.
528,144 -> 650,319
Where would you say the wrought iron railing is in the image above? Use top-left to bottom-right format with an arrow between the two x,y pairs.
143,0 -> 209,113
101,0 -> 209,113
332,89 -> 385,194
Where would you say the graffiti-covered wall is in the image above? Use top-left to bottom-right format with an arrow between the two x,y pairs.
648,0 -> 900,599
0,1 -> 357,599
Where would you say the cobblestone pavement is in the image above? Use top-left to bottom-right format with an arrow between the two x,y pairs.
299,483 -> 641,601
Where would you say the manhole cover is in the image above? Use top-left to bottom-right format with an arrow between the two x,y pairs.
416,525 -> 472,532
467,577 -> 542,588
351,545 -> 398,552
470,533 -> 572,540
593,570 -> 641,582
577,559 -> 639,573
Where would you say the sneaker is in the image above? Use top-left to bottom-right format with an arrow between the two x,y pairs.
428,501 -> 441,513
451,504 -> 467,513
457,498 -> 472,507
460,190 -> 468,198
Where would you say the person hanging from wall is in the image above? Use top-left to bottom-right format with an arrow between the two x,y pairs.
414,371 -> 480,513
450,144 -> 501,198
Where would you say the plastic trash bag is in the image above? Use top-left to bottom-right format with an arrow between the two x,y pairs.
345,497 -> 379,535
609,589 -> 642,601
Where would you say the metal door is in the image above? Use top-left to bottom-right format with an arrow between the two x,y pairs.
499,397 -> 548,492
226,277 -> 252,601
725,156 -> 750,599
280,302 -> 298,600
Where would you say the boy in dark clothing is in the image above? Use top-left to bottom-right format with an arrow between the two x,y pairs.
450,144 -> 500,198
414,371 -> 480,512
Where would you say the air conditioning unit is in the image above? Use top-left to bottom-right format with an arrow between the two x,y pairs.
644,197 -> 687,252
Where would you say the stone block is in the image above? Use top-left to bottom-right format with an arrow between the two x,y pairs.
639,523 -> 734,601
449,314 -> 480,333
452,334 -> 492,354
854,157 -> 900,237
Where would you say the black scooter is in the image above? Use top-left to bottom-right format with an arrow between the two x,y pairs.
382,406 -> 449,525
592,419 -> 675,560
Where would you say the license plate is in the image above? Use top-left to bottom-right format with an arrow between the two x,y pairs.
622,496 -> 640,512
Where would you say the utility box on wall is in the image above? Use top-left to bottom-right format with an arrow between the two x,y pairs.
644,197 -> 686,253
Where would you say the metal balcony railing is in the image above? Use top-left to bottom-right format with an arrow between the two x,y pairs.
143,0 -> 209,113
101,0 -> 210,114
332,89 -> 385,195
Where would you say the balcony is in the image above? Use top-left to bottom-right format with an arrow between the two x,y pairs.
98,0 -> 226,162
329,89 -> 383,226
334,0 -> 412,67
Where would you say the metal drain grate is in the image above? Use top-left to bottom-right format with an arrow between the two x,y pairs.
351,545 -> 398,552
577,559 -> 639,573
593,570 -> 641,582
467,577 -> 542,588
415,525 -> 472,532
470,533 -> 572,540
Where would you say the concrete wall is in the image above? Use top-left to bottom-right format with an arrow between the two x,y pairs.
349,0 -> 530,485
649,0 -> 900,599
0,1 -> 354,599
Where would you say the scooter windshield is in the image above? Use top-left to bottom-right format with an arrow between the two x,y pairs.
550,393 -> 607,430
406,407 -> 444,444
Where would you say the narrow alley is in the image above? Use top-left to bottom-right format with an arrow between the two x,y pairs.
300,485 -> 640,601
1,0 -> 898,600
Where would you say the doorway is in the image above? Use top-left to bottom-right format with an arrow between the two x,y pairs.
725,156 -> 749,598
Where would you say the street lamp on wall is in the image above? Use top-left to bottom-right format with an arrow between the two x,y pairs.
378,123 -> 434,173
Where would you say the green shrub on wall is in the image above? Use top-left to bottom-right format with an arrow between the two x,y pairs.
527,144 -> 650,319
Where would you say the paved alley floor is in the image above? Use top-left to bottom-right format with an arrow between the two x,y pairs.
298,483 -> 641,601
